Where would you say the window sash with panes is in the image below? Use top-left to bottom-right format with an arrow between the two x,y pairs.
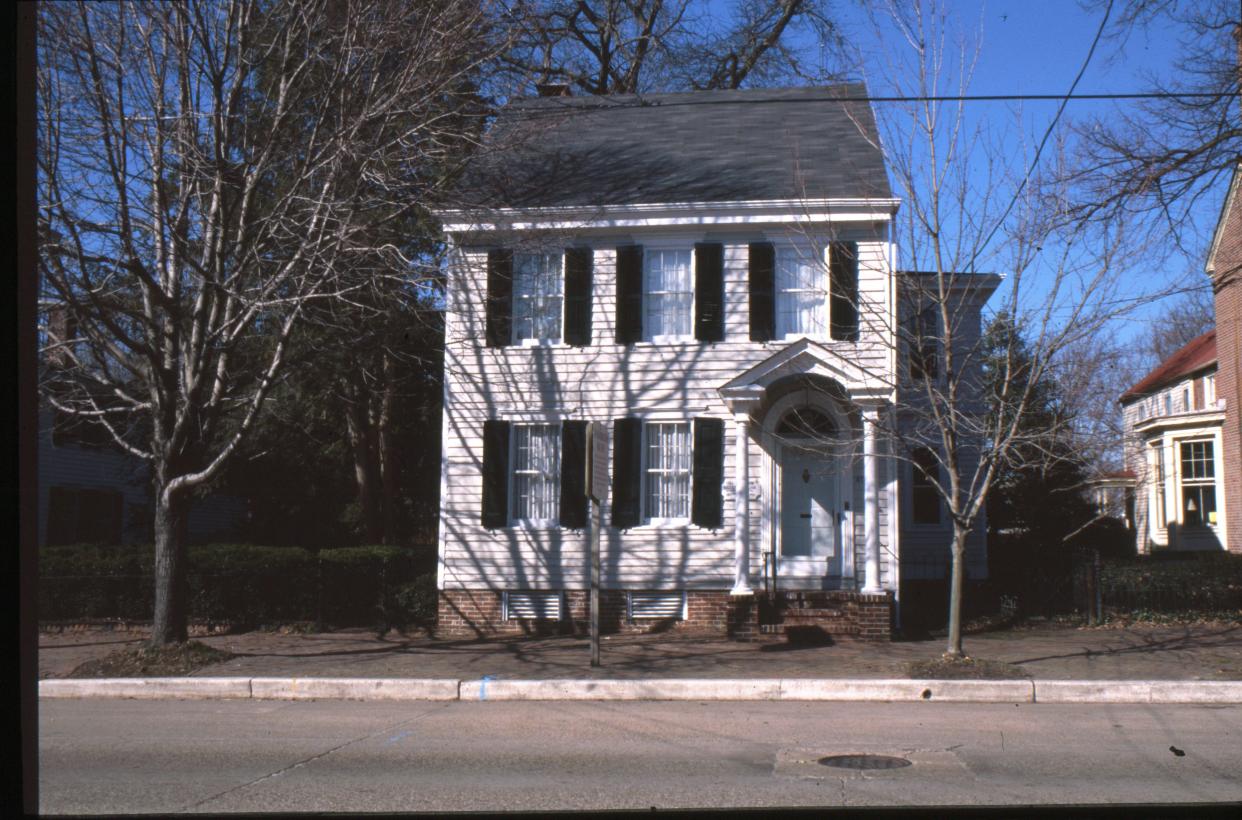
513,253 -> 563,344
644,249 -> 692,340
645,422 -> 691,521
1151,442 -> 1167,528
510,424 -> 560,524
1179,439 -> 1217,527
775,247 -> 827,337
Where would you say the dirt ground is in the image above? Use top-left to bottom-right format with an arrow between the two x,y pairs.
37,620 -> 1242,681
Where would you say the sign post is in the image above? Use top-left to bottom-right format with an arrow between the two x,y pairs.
586,422 -> 609,668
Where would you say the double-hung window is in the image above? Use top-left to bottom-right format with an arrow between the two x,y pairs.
908,307 -> 939,380
1151,442 -> 1167,528
1179,440 -> 1217,527
644,422 -> 691,522
513,253 -> 563,344
510,424 -> 560,525
775,246 -> 827,338
644,248 -> 692,340
911,447 -> 941,525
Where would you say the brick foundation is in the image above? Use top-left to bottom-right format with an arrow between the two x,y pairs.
437,588 -> 893,641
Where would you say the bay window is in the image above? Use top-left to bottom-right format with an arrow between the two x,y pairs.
1179,440 -> 1217,527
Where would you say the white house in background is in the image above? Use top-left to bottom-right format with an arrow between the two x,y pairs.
1120,330 -> 1229,552
433,85 -> 996,640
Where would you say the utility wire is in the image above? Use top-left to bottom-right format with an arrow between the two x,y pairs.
969,0 -> 1116,271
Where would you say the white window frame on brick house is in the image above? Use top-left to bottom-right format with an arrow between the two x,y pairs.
1178,438 -> 1218,528
643,420 -> 692,524
509,423 -> 561,526
775,245 -> 828,339
512,252 -> 564,345
643,246 -> 694,342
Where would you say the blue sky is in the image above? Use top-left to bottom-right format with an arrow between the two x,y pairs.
823,0 -> 1226,339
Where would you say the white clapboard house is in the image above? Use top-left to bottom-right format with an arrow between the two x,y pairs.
434,85 -> 995,639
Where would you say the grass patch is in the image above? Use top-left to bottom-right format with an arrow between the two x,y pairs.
907,656 -> 1030,679
66,640 -> 234,678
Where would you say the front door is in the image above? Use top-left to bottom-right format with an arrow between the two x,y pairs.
780,446 -> 841,581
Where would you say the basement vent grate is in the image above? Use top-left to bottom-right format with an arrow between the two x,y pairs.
818,754 -> 912,770
628,591 -> 686,620
504,591 -> 562,621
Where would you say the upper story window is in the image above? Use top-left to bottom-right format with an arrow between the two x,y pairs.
1179,439 -> 1216,527
513,253 -> 563,344
1163,392 -> 1173,416
775,247 -> 827,338
510,423 -> 561,525
1182,387 -> 1191,413
1206,373 -> 1216,405
644,248 -> 693,341
644,421 -> 691,522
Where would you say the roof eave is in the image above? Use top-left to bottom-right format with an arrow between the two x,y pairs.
436,197 -> 902,234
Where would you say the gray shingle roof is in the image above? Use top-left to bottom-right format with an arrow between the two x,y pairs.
453,84 -> 892,210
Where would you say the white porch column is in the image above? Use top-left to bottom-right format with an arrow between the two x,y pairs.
731,412 -> 753,595
861,403 -> 883,593
720,386 -> 764,597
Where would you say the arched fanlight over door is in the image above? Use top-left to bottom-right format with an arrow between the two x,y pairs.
776,407 -> 838,439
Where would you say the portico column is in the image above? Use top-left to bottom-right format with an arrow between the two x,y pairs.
732,411 -> 753,595
861,403 -> 883,593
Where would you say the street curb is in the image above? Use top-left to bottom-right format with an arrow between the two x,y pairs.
38,677 -> 1242,703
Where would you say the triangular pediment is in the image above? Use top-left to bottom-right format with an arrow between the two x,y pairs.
719,338 -> 874,395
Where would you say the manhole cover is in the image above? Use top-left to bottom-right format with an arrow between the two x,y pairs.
818,754 -> 912,770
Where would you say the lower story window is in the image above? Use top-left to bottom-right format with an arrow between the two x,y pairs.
1180,439 -> 1217,527
645,422 -> 691,521
911,447 -> 941,525
511,424 -> 560,524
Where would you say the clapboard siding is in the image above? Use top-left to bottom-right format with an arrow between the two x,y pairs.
440,231 -> 902,591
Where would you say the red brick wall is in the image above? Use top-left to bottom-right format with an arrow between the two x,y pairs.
1213,177 -> 1242,553
437,589 -> 893,641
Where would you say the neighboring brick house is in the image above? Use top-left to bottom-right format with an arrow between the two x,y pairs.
432,85 -> 996,640
1120,331 -> 1228,552
1205,161 -> 1242,554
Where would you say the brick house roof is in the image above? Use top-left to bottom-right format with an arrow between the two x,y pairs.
1119,329 -> 1217,404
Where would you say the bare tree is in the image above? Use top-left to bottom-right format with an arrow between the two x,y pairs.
499,0 -> 844,95
854,0 -> 1166,657
1063,0 -> 1240,261
37,0 -> 500,645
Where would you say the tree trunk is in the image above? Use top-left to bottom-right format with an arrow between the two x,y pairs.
378,353 -> 399,545
344,377 -> 383,544
151,488 -> 190,646
944,527 -> 969,658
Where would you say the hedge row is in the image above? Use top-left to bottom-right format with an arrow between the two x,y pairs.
39,543 -> 437,627
1099,553 -> 1242,616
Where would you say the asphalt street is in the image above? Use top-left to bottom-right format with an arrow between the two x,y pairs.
39,699 -> 1242,813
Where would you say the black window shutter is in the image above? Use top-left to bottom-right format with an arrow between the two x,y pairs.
694,242 -> 724,342
830,241 -> 859,341
559,420 -> 588,529
481,420 -> 510,528
564,248 -> 593,347
748,242 -> 775,341
615,245 -> 644,344
486,249 -> 513,348
691,418 -> 725,529
611,417 -> 642,528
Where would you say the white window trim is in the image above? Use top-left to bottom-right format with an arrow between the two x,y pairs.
508,422 -> 561,528
1175,436 -> 1220,529
775,244 -> 829,341
642,245 -> 695,343
511,251 -> 565,346
640,419 -> 693,526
